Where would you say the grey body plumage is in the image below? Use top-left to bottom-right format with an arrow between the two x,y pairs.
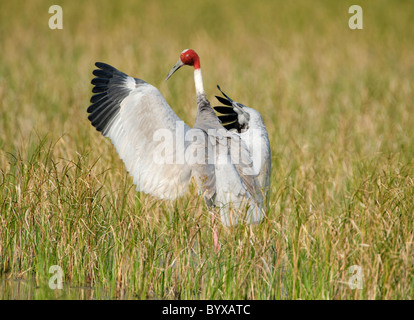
87,50 -> 270,228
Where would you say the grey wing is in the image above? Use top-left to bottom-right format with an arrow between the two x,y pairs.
88,62 -> 192,200
260,137 -> 271,198
213,85 -> 271,202
240,118 -> 271,200
210,128 -> 265,226
185,128 -> 216,206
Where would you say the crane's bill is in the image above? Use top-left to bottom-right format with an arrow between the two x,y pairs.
165,59 -> 184,81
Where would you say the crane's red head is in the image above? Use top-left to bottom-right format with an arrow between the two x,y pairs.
165,49 -> 201,81
180,49 -> 200,69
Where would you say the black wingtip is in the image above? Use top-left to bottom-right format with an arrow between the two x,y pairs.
216,85 -> 234,102
215,95 -> 232,106
213,105 -> 236,114
95,62 -> 113,69
88,62 -> 126,135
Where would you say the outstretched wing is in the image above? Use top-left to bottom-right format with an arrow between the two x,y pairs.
209,128 -> 265,226
240,124 -> 271,203
87,62 -> 192,199
213,85 -> 271,211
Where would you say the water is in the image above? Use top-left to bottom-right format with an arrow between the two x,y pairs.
0,277 -> 135,300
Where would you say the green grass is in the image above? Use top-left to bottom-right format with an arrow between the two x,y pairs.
1,0 -> 414,299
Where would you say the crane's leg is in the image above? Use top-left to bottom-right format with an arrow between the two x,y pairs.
211,213 -> 220,253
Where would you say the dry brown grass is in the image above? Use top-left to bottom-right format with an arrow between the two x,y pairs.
1,0 -> 414,299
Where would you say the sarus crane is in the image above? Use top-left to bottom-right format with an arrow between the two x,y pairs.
87,49 -> 270,251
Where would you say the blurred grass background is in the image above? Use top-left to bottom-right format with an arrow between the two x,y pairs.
0,0 -> 414,299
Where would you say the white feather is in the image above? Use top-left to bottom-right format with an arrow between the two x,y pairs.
105,81 -> 192,199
